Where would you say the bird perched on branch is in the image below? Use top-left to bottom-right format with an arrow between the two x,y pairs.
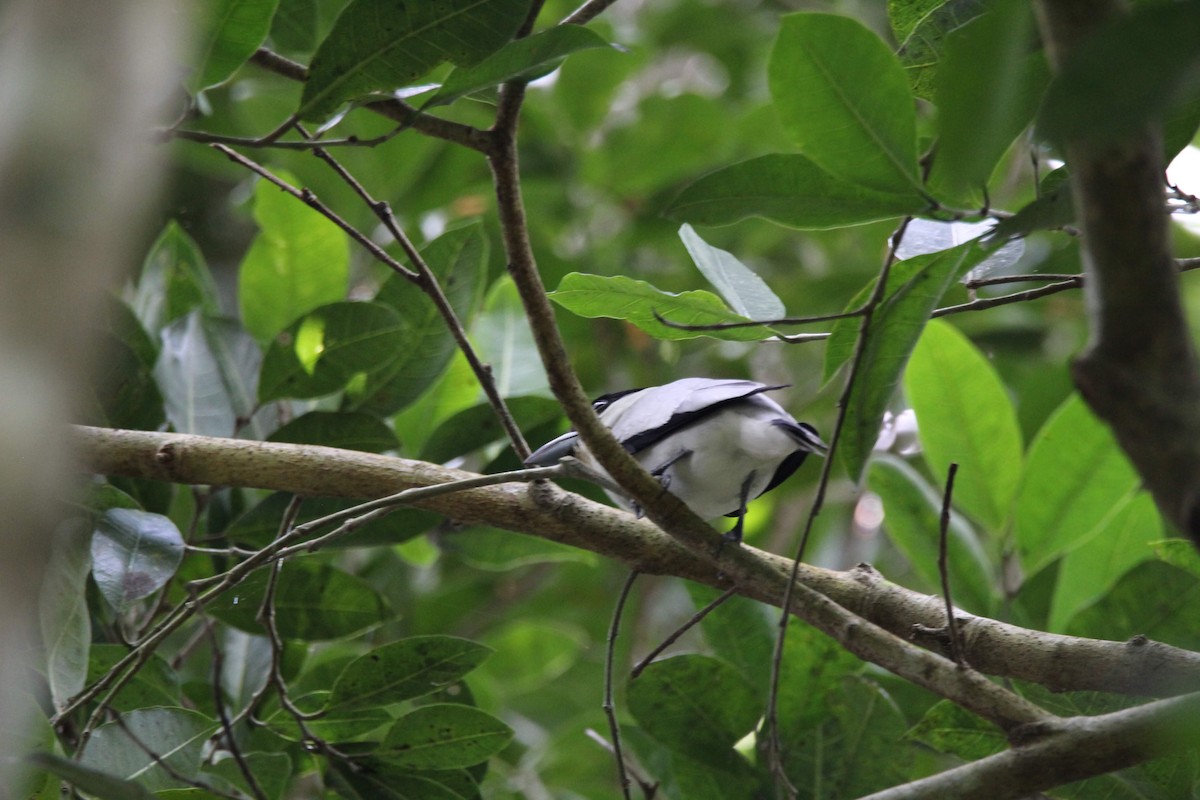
525,378 -> 826,543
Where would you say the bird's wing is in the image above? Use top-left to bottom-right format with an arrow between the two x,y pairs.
605,378 -> 788,455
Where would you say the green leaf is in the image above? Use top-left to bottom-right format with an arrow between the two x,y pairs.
825,677 -> 914,796
258,301 -> 407,404
932,0 -> 1047,198
208,752 -> 292,800
330,761 -> 478,800
426,24 -> 614,109
477,621 -> 584,694
1067,561 -> 1200,651
549,272 -> 774,342
444,527 -> 597,570
687,584 -> 774,699
97,304 -> 165,431
1049,492 -> 1161,632
267,410 -> 399,452
87,646 -> 182,712
191,0 -> 280,93
830,241 -> 992,483
770,13 -> 920,194
1153,538 -> 1200,580
986,168 -> 1075,242
471,276 -> 551,396
223,492 -> 438,549
354,223 -> 487,414
239,170 -> 349,343
868,456 -> 997,614
1014,393 -> 1139,575
91,509 -> 185,612
379,704 -> 513,769
666,154 -> 925,230
210,561 -> 390,640
38,521 -> 92,711
678,223 -> 785,320
326,636 -> 492,713
627,654 -> 759,767
905,699 -> 1006,761
420,395 -> 561,463
298,0 -> 532,122
1037,2 -> 1200,148
264,692 -> 393,741
155,313 -> 264,438
271,0 -> 317,53
130,222 -> 220,335
889,0 -> 990,100
27,752 -> 156,800
79,708 -> 218,793
903,319 -> 1024,531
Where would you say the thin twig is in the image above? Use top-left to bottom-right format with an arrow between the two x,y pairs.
297,123 -> 531,458
109,715 -> 248,799
938,463 -> 966,667
630,586 -> 738,678
585,729 -> 658,798
764,216 -> 915,798
195,589 -> 269,800
563,0 -> 622,26
604,570 -> 640,800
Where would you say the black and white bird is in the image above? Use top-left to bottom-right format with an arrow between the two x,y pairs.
525,378 -> 826,543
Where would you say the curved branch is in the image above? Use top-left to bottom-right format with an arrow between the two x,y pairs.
860,691 -> 1200,800
74,425 -> 1200,701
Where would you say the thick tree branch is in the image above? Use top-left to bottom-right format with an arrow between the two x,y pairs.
74,426 -> 1200,701
859,691 -> 1200,800
1035,0 -> 1200,540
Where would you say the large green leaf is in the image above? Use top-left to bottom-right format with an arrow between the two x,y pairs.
130,221 -> 220,335
267,410 -> 398,452
868,456 -> 997,614
239,170 -> 349,343
38,521 -> 92,712
379,704 -> 513,769
769,13 -> 920,194
889,0 -> 989,99
906,699 -> 1006,761
903,319 -> 1024,532
326,636 -> 492,713
420,395 -> 561,463
1014,393 -> 1139,575
298,0 -> 532,122
666,154 -> 926,230
270,0 -> 317,53
155,313 -> 264,438
687,584 -> 774,699
79,708 -> 218,793
191,0 -> 280,93
1049,492 -> 1161,632
87,646 -> 181,712
471,276 -> 551,396
426,24 -> 614,109
91,509 -> 185,613
549,273 -> 775,342
1037,2 -> 1200,147
627,654 -> 759,769
828,241 -> 991,483
26,753 -> 156,800
258,301 -> 407,404
679,223 -> 784,320
330,761 -> 479,800
1067,561 -> 1200,652
931,0 -> 1048,199
354,223 -> 488,415
210,561 -> 390,640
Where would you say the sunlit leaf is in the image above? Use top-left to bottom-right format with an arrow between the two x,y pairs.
472,276 -> 551,395
904,319 -> 1024,531
1014,393 -> 1139,575
91,509 -> 185,612
770,13 -> 920,193
549,273 -> 775,342
239,170 -> 349,343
